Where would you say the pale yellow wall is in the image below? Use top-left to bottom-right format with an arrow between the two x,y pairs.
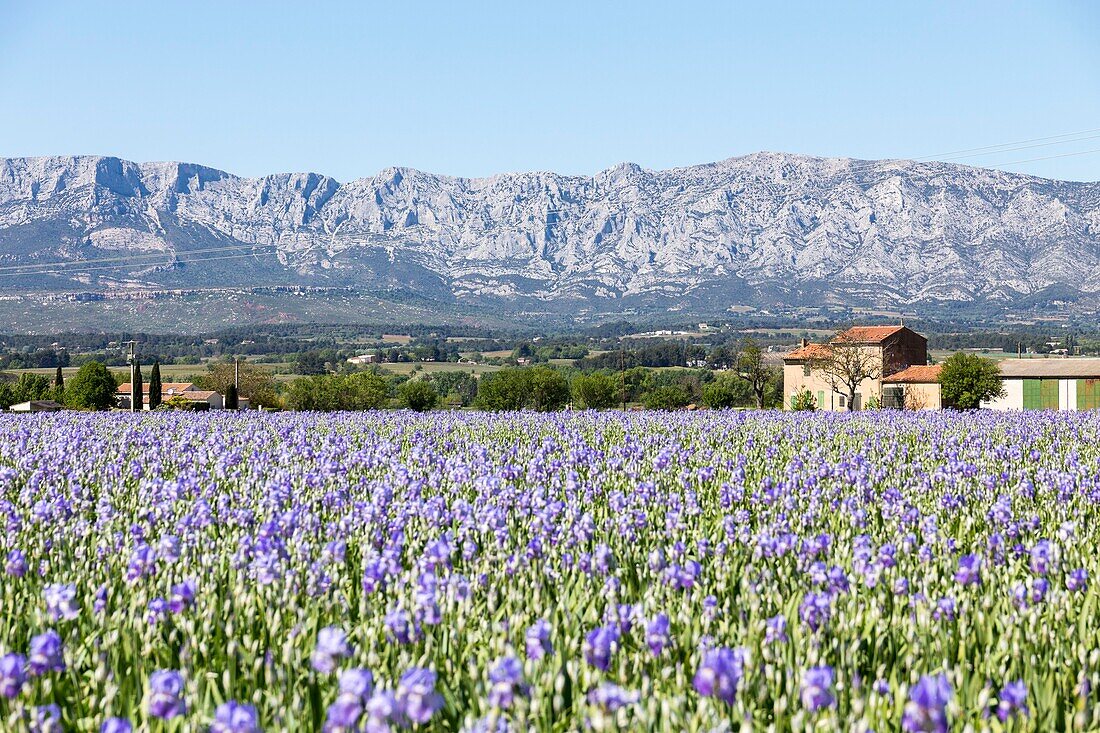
899,382 -> 941,410
784,363 -> 882,411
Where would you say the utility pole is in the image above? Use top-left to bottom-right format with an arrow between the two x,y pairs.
124,340 -> 137,412
234,357 -> 239,392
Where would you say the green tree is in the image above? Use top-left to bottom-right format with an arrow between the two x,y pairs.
572,372 -> 620,410
148,361 -> 162,410
13,373 -> 51,403
938,352 -> 1005,409
398,379 -> 439,412
737,338 -> 781,409
643,385 -> 691,410
52,365 -> 65,402
474,369 -> 531,411
528,367 -> 570,411
296,350 -> 327,375
285,376 -> 330,411
285,372 -> 389,411
701,375 -> 752,409
0,383 -> 15,410
427,371 -> 478,406
343,371 -> 389,410
64,362 -> 118,410
131,360 -> 143,411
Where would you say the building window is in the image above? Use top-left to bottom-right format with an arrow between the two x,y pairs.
803,364 -> 811,377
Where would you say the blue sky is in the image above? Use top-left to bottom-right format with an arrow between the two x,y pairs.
1,1 -> 1098,181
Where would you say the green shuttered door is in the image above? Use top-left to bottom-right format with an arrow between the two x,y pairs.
1079,379 -> 1100,411
1041,379 -> 1059,409
1023,379 -> 1061,410
1022,379 -> 1041,409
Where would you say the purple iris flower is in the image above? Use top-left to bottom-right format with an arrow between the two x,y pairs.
339,668 -> 374,700
43,583 -> 80,621
311,626 -> 351,673
364,690 -> 404,733
525,619 -> 552,660
28,630 -> 65,675
645,613 -> 671,656
4,549 -> 26,577
827,566 -> 849,594
693,647 -> 745,705
765,614 -> 788,644
800,666 -> 836,712
0,653 -> 26,697
954,555 -> 981,586
323,696 -> 363,733
1067,568 -> 1088,592
902,674 -> 952,733
993,680 -> 1028,722
488,656 -> 525,709
1031,578 -> 1050,603
211,701 -> 261,733
396,667 -> 443,725
799,592 -> 832,631
147,597 -> 168,624
30,704 -> 63,733
100,718 -> 133,733
583,625 -> 620,671
125,543 -> 157,583
588,682 -> 641,711
168,579 -> 197,613
384,607 -> 419,645
148,669 -> 186,719
1029,540 -> 1053,576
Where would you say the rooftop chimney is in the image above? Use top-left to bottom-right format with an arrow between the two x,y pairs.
800,338 -> 808,347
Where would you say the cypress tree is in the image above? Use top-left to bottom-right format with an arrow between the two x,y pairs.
225,383 -> 239,410
53,365 -> 64,402
132,360 -> 143,412
148,361 -> 162,410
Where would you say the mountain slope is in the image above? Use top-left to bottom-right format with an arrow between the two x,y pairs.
0,152 -> 1098,327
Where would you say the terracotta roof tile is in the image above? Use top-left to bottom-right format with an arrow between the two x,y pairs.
882,364 -> 942,383
783,343 -> 832,361
835,326 -> 906,343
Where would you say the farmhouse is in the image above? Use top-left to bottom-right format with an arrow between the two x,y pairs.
116,382 -> 231,410
981,359 -> 1100,411
783,325 -> 928,410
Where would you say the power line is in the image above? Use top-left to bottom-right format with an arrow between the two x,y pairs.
980,146 -> 1100,168
881,126 -> 1100,163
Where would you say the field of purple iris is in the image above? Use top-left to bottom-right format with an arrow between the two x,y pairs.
0,410 -> 1098,732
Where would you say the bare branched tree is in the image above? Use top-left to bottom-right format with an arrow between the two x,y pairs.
809,331 -> 882,411
903,384 -> 928,411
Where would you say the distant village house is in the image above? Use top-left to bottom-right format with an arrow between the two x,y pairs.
116,382 -> 248,411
